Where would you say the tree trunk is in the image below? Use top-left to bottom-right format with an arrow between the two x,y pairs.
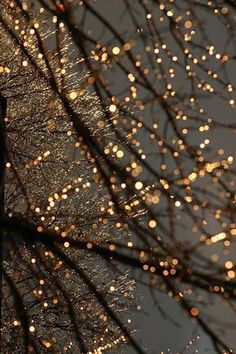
0,93 -> 7,312
0,93 -> 7,217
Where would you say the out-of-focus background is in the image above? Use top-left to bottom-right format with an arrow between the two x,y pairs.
70,1 -> 236,352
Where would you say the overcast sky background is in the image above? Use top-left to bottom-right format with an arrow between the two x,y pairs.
67,1 -> 236,352
75,1 -> 236,353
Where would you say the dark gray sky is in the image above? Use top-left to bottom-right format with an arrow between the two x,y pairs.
73,1 -> 236,353
60,1 -> 236,352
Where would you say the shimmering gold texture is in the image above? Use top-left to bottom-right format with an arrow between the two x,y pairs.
1,1 -> 236,353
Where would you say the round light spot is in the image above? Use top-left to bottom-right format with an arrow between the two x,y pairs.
184,20 -> 192,29
190,307 -> 199,317
116,150 -> 124,158
112,47 -> 120,55
69,91 -> 78,100
135,181 -> 143,190
109,104 -> 117,113
225,261 -> 233,269
148,220 -> 157,228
